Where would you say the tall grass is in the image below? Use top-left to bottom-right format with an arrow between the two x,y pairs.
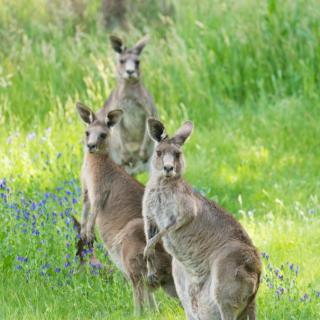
0,0 -> 319,319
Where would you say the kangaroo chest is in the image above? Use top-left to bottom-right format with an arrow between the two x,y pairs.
147,187 -> 187,259
146,186 -> 210,277
148,187 -> 178,230
118,98 -> 146,145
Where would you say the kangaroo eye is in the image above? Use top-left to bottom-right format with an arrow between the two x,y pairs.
85,131 -> 89,137
156,150 -> 162,157
120,59 -> 125,64
174,152 -> 180,159
100,133 -> 107,139
135,60 -> 140,66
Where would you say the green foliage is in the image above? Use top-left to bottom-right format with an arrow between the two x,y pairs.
0,0 -> 319,319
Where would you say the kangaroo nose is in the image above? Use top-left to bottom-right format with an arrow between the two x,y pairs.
164,165 -> 174,173
126,69 -> 134,75
87,144 -> 96,151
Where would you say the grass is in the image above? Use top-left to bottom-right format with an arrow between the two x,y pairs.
0,0 -> 320,318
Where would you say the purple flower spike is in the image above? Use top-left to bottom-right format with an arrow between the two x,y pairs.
300,293 -> 309,302
30,202 -> 37,210
54,268 -> 61,273
32,229 -> 40,236
17,256 -> 28,263
90,262 -> 103,269
276,287 -> 284,297
91,269 -> 99,276
0,178 -> 7,189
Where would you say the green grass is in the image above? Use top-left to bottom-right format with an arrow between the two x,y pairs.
0,0 -> 320,318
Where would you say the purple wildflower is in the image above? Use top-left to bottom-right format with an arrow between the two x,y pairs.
0,193 -> 7,201
32,229 -> 40,236
16,256 -> 28,263
0,178 -> 7,189
54,268 -> 61,273
276,287 -> 284,297
24,211 -> 30,220
38,199 -> 46,207
300,293 -> 309,302
90,262 -> 103,269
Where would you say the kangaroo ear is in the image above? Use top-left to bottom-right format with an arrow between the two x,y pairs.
110,35 -> 125,54
132,35 -> 149,55
76,102 -> 96,124
172,121 -> 193,146
106,109 -> 123,127
147,118 -> 167,142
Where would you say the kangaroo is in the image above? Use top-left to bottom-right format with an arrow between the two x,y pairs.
76,103 -> 176,315
143,118 -> 262,320
96,35 -> 158,175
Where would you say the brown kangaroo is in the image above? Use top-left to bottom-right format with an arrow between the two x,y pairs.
96,35 -> 158,176
143,118 -> 262,320
76,103 -> 176,315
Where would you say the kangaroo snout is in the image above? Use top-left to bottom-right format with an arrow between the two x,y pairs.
126,69 -> 135,76
164,165 -> 174,174
87,143 -> 97,152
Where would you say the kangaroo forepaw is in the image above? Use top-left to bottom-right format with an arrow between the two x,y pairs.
147,272 -> 160,289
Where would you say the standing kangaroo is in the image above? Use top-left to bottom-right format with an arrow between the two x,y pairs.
96,35 -> 158,175
143,119 -> 262,320
76,103 -> 176,315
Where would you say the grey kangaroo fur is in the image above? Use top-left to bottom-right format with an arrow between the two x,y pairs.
76,103 -> 176,315
96,35 -> 158,175
143,118 -> 262,320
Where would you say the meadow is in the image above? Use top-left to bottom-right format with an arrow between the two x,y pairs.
0,0 -> 319,319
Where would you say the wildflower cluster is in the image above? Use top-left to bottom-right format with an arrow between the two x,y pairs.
0,178 -> 111,288
261,252 -> 319,304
